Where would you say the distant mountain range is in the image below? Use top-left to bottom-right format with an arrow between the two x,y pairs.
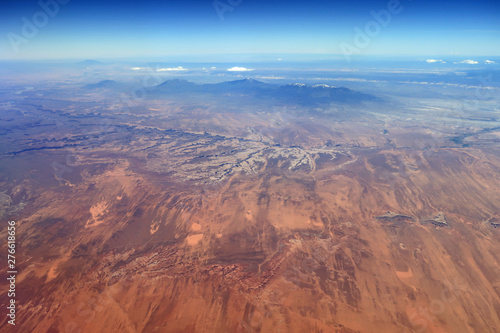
83,78 -> 376,106
83,79 -> 124,90
76,59 -> 104,67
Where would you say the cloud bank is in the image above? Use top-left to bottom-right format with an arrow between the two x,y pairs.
227,67 -> 254,72
426,59 -> 446,63
454,59 -> 478,64
156,66 -> 188,71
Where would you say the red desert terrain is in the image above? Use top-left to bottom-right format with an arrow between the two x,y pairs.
1,82 -> 500,332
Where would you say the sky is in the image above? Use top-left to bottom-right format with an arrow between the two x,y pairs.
1,0 -> 499,60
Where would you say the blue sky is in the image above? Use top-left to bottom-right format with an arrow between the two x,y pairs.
1,0 -> 499,60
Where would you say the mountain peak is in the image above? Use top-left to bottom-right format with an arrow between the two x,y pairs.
83,80 -> 119,90
76,59 -> 104,66
158,78 -> 192,86
226,78 -> 265,85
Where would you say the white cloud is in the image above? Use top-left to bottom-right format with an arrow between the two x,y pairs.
485,60 -> 496,64
277,58 -> 283,61
156,66 -> 188,72
131,67 -> 144,70
211,66 -> 216,69
426,59 -> 446,63
227,66 -> 254,72
454,59 -> 478,64
256,75 -> 286,80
